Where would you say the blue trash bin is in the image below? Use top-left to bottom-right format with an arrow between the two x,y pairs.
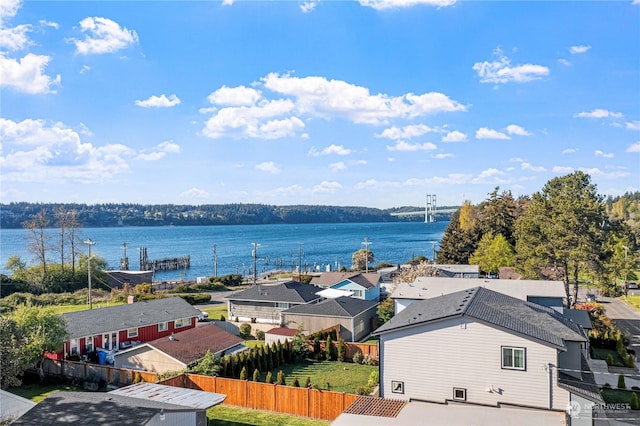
97,351 -> 107,365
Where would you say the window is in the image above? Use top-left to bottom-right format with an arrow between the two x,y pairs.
352,290 -> 363,298
70,339 -> 78,355
275,302 -> 291,309
453,388 -> 466,401
85,336 -> 93,352
158,322 -> 168,332
502,346 -> 526,370
174,318 -> 189,328
127,328 -> 138,338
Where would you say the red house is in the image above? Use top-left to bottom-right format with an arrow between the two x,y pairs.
51,297 -> 201,361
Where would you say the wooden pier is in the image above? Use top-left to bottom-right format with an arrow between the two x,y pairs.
139,247 -> 190,272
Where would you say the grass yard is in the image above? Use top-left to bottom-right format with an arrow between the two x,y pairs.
46,301 -> 126,314
592,348 -> 626,367
207,405 -> 329,426
8,383 -> 82,403
622,295 -> 640,311
201,303 -> 228,321
261,359 -> 376,393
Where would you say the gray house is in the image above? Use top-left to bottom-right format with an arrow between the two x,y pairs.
374,287 -> 601,424
282,296 -> 379,342
226,281 -> 322,324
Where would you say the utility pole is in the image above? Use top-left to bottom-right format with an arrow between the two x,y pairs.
362,237 -> 372,273
213,244 -> 217,278
251,242 -> 260,285
298,242 -> 302,279
84,238 -> 96,309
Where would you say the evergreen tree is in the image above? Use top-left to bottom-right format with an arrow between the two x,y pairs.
276,370 -> 285,385
326,335 -> 334,361
292,376 -> 300,387
265,371 -> 273,384
252,368 -> 260,382
240,366 -> 248,380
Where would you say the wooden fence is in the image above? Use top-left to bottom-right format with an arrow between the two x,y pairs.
42,359 -> 158,386
159,373 -> 360,421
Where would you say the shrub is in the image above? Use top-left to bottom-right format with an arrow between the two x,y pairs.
355,386 -> 369,395
276,370 -> 285,385
292,376 -> 300,387
304,376 -> 311,388
632,393 -> 640,410
325,335 -> 334,361
265,371 -> 273,384
362,354 -> 376,366
368,370 -> 379,386
219,315 -> 226,321
353,351 -> 362,364
171,284 -> 190,293
627,354 -> 636,368
618,374 -> 627,389
607,353 -> 614,366
239,323 -> 252,339
255,330 -> 265,341
337,338 -> 345,362
239,366 -> 248,380
252,369 -> 260,382
176,293 -> 211,305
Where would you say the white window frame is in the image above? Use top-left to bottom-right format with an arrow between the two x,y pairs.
174,317 -> 189,328
275,302 -> 291,309
453,387 -> 466,401
127,328 -> 138,338
70,339 -> 79,355
158,322 -> 168,332
502,346 -> 526,370
352,290 -> 363,298
85,336 -> 93,352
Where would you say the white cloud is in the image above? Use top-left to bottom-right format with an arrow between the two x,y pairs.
432,153 -> 453,159
358,0 -> 456,10
404,173 -> 472,186
626,121 -> 640,131
627,142 -> 640,153
0,0 -> 21,25
520,162 -> 546,172
80,65 -> 91,74
473,48 -> 549,84
376,124 -> 437,140
71,17 -> 139,55
313,181 -> 342,193
300,0 -> 319,13
180,188 -> 209,199
255,161 -> 280,174
262,72 -> 466,125
308,144 -> 353,157
135,94 -> 181,108
0,118 -> 135,183
0,24 -> 31,51
579,167 -> 630,179
475,127 -> 510,140
355,179 -> 400,190
505,124 -> 531,136
595,150 -> 614,158
558,58 -> 572,67
471,168 -> 508,184
330,162 -> 346,172
553,166 -> 575,174
562,148 -> 577,154
0,52 -> 61,94
574,109 -> 623,119
442,130 -> 467,142
386,140 -> 437,151
207,85 -> 262,106
569,45 -> 591,54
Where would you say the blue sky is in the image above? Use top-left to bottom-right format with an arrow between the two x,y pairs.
1,0 -> 638,208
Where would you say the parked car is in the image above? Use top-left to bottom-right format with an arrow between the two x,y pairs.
585,294 -> 598,302
197,309 -> 209,322
627,282 -> 639,290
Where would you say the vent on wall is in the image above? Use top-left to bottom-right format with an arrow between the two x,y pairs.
453,387 -> 466,401
391,381 -> 404,394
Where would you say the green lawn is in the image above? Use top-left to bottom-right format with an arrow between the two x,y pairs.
207,405 -> 329,426
602,387 -> 640,406
46,301 -> 126,314
201,303 -> 228,321
592,348 -> 626,367
260,359 -> 376,393
622,295 -> 640,311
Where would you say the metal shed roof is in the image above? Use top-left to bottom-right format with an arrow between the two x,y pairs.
109,382 -> 226,410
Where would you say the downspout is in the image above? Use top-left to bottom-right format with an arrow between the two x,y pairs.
547,362 -> 553,409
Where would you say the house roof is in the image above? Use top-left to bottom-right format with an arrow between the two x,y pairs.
316,288 -> 354,298
109,382 -> 226,410
558,355 -> 603,403
265,327 -> 299,336
283,296 -> 378,318
311,272 -> 380,289
434,264 -> 480,274
560,309 -> 593,330
0,390 -> 36,421
226,281 -> 322,303
62,297 -> 200,340
11,391 -> 189,425
374,287 -> 585,349
391,277 -> 566,302
120,323 -> 245,365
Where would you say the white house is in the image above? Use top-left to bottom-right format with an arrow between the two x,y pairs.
391,277 -> 567,314
373,287 -> 602,425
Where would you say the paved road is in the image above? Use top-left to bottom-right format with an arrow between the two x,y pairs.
591,292 -> 640,354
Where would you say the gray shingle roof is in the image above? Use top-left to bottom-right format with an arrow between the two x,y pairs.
310,272 -> 379,289
62,297 -> 200,340
283,296 -> 378,318
226,281 -> 322,303
374,287 -> 585,349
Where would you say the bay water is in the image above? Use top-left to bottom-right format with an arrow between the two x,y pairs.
0,221 -> 448,282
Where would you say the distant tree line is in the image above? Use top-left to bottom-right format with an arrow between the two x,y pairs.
0,203 -> 453,229
436,173 -> 640,304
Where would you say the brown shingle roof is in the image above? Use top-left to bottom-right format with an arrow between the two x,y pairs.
265,327 -> 298,336
148,323 -> 244,365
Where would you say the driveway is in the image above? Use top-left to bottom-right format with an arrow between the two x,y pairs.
589,292 -> 640,355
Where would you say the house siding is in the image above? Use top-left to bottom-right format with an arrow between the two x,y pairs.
282,305 -> 378,342
114,346 -> 185,373
228,300 -> 293,324
332,281 -> 380,301
379,317 -> 569,410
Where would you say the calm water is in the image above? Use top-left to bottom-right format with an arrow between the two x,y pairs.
0,222 -> 447,282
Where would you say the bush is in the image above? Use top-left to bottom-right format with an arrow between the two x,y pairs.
265,371 -> 273,384
337,338 -> 345,362
276,370 -> 285,385
362,354 -> 376,366
239,323 -> 252,339
177,293 -> 211,305
255,330 -> 265,341
632,393 -> 640,410
353,351 -> 363,364
252,369 -> 260,382
219,315 -> 226,321
627,354 -> 636,368
618,374 -> 626,389
368,370 -> 379,386
239,366 -> 248,380
607,353 -> 614,366
292,376 -> 300,387
304,376 -> 311,388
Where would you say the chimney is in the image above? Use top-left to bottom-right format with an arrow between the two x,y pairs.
127,295 -> 137,304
